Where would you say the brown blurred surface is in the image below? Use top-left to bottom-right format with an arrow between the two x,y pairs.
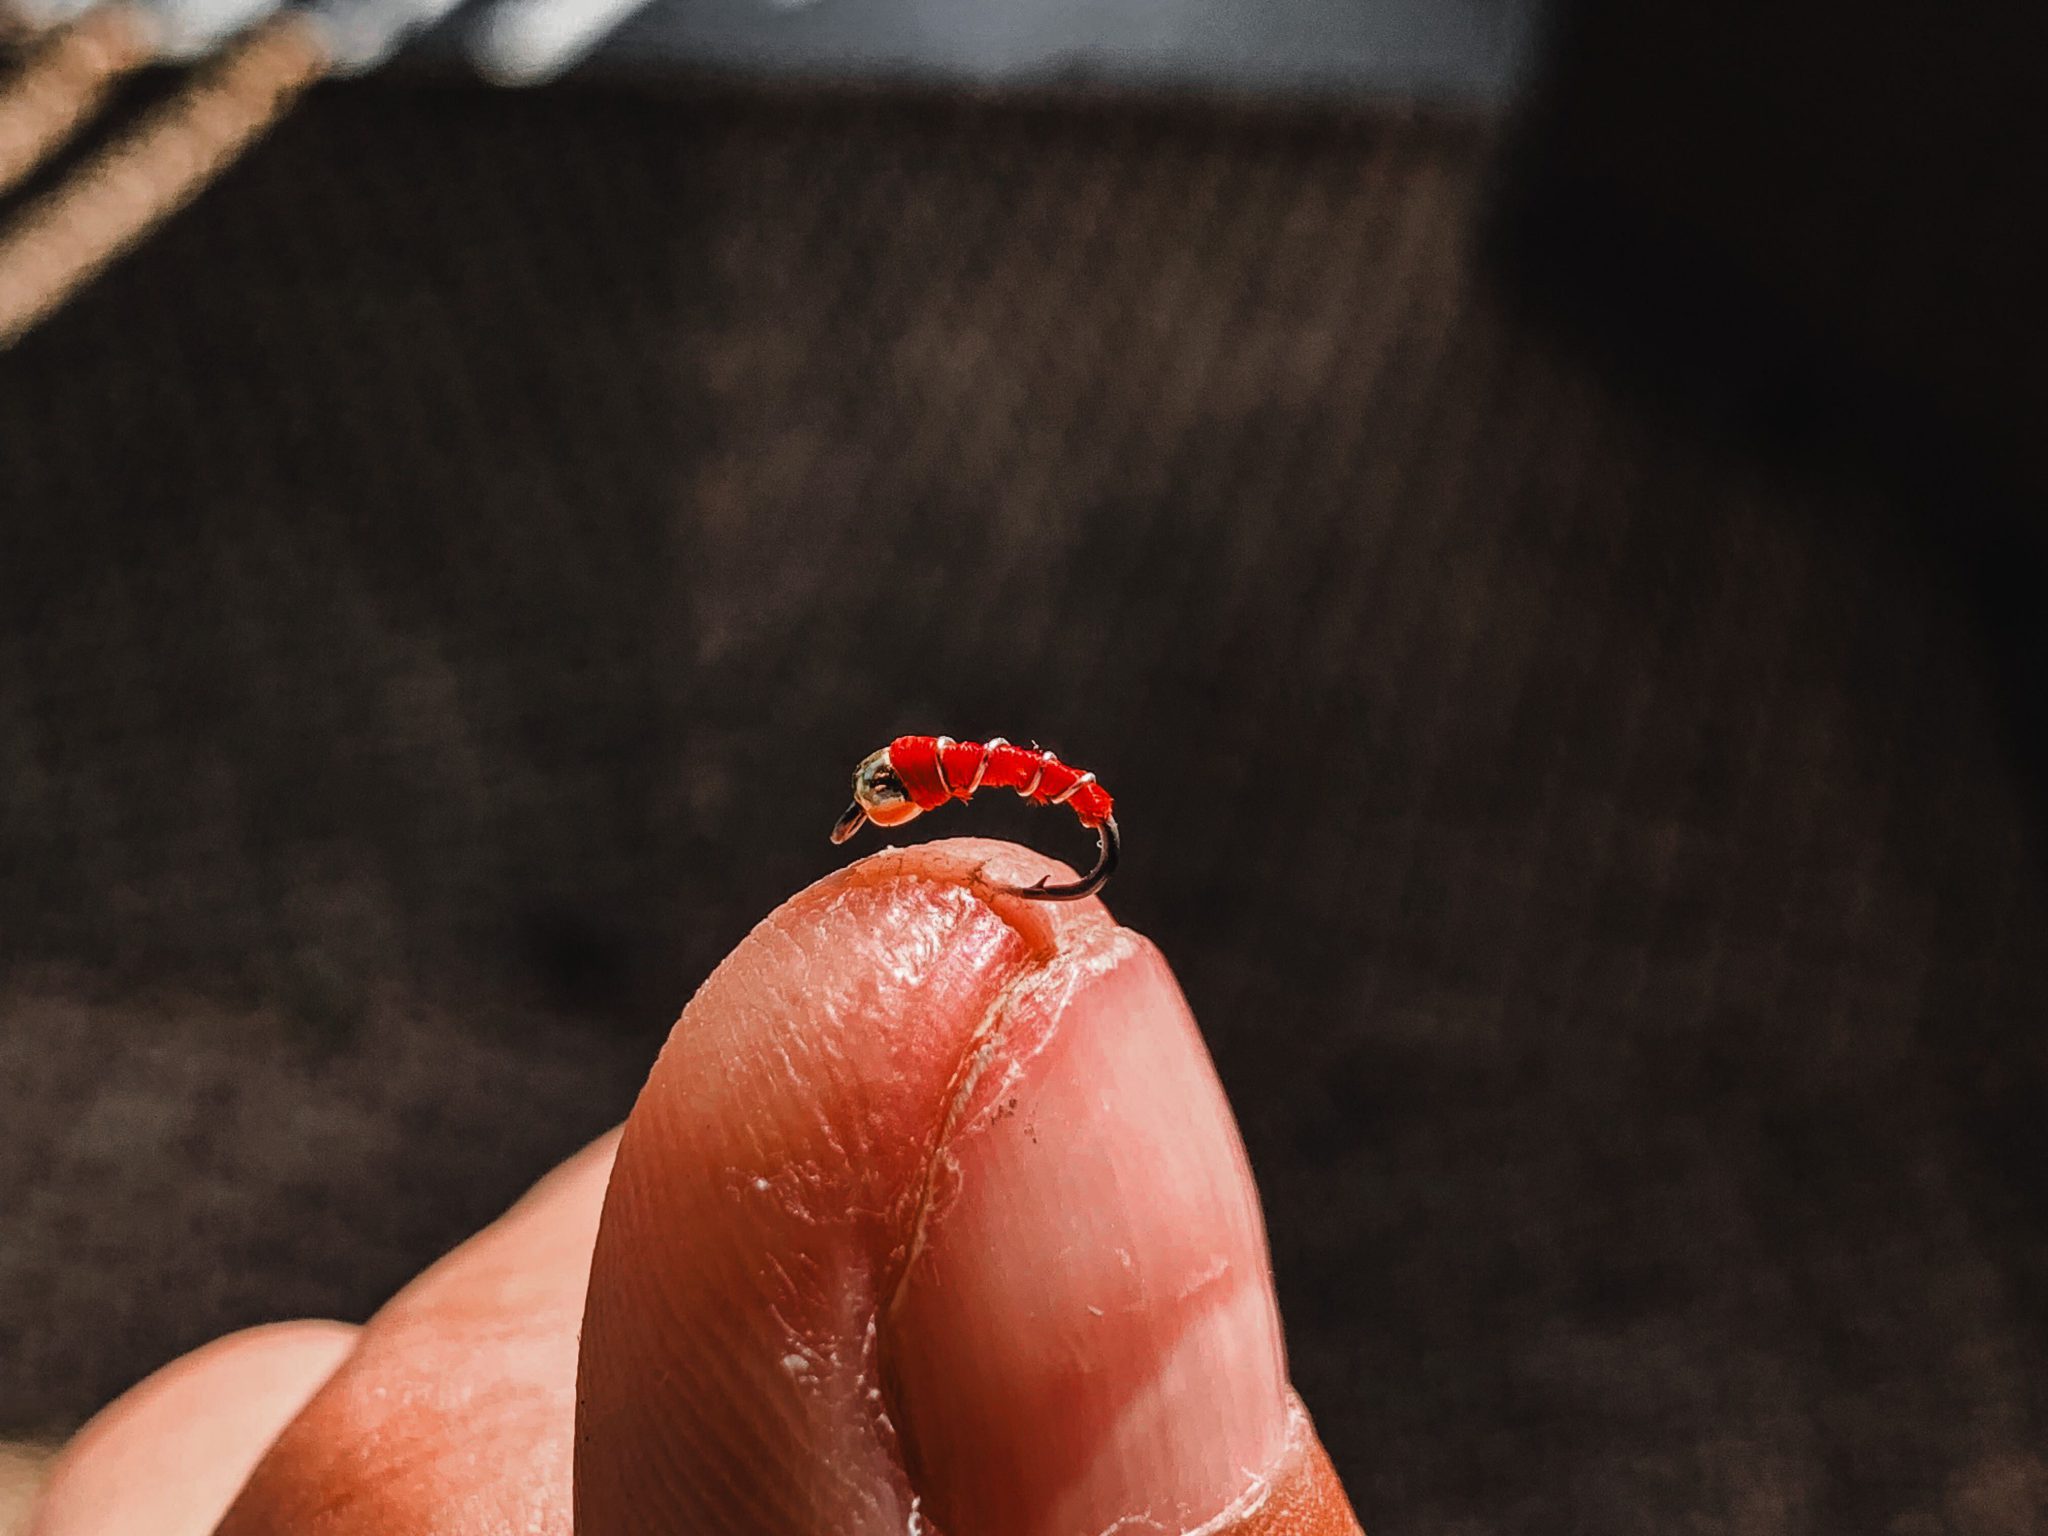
1505,1 -> 2048,498
0,1442 -> 55,1536
2,79 -> 2045,1532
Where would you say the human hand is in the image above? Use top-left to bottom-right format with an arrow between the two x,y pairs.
31,840 -> 1363,1535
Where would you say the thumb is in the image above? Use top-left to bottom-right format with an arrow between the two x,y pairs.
576,838 -> 1361,1536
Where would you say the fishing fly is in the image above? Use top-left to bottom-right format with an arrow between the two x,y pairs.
830,736 -> 1118,901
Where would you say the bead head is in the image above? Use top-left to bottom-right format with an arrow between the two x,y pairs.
848,747 -> 923,830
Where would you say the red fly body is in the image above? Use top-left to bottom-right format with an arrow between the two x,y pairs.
829,736 -> 1119,900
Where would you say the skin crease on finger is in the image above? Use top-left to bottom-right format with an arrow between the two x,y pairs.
578,837 -> 1360,1536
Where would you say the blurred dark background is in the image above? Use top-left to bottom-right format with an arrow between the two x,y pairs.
3,0 -> 2046,1530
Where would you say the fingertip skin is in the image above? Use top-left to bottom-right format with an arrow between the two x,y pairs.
577,839 -> 1357,1536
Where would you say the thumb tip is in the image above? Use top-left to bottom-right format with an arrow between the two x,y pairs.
577,839 -> 1360,1535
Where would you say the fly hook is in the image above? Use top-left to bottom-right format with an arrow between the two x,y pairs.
829,735 -> 1119,901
